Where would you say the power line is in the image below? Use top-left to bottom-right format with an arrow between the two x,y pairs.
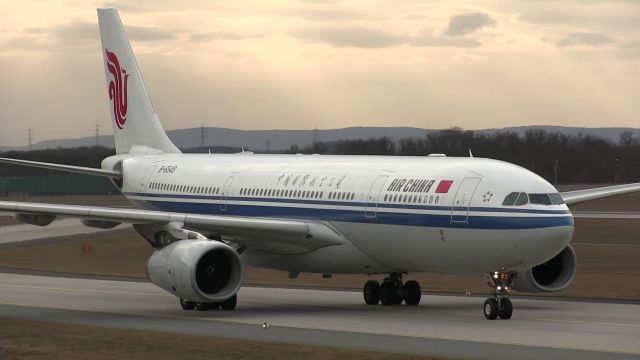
200,124 -> 206,148
27,128 -> 33,150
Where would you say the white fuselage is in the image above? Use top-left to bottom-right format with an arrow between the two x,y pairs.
111,153 -> 574,276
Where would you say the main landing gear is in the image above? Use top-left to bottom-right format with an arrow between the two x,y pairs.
180,294 -> 238,311
363,273 -> 421,306
483,271 -> 515,320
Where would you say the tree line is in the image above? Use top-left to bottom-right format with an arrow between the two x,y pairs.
286,128 -> 640,185
2,128 -> 640,184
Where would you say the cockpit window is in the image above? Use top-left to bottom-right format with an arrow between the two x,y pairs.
502,192 -> 519,206
514,192 -> 529,206
529,193 -> 552,205
503,192 -> 564,206
548,193 -> 565,205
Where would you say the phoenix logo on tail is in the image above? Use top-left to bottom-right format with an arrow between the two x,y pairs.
105,49 -> 129,129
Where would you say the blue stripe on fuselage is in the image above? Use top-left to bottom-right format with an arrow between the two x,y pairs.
127,196 -> 574,230
123,192 -> 571,215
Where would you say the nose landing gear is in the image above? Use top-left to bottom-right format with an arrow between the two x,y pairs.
362,273 -> 422,306
484,271 -> 515,320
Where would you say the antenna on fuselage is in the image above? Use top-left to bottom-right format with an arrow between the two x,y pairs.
469,149 -> 474,158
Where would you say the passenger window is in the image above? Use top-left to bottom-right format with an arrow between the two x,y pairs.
514,192 -> 529,206
502,192 -> 519,206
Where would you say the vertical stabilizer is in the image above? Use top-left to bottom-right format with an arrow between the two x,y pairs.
97,8 -> 180,154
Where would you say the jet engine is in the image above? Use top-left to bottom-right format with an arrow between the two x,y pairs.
512,245 -> 577,293
147,239 -> 243,302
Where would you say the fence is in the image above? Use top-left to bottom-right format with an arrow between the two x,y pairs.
0,174 -> 119,197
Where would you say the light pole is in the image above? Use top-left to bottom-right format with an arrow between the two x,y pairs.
554,160 -> 559,188
614,158 -> 619,184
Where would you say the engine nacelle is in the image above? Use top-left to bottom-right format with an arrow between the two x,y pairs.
147,240 -> 243,302
14,213 -> 56,226
513,245 -> 577,293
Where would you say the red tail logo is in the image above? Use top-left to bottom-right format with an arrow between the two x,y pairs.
105,49 -> 129,129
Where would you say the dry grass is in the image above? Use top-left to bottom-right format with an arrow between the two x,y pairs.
0,195 -> 639,300
570,191 -> 640,212
0,217 -> 19,227
0,318 -> 439,360
0,223 -> 638,300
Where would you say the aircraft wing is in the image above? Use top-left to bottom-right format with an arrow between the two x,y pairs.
572,211 -> 640,219
0,201 -> 345,254
561,182 -> 640,205
0,157 -> 121,179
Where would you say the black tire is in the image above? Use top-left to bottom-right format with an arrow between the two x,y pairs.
483,298 -> 499,320
403,280 -> 421,306
180,298 -> 196,310
363,280 -> 381,305
380,281 -> 396,306
221,294 -> 237,310
498,298 -> 513,320
195,302 -> 210,311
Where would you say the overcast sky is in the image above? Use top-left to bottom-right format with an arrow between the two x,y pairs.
0,0 -> 638,146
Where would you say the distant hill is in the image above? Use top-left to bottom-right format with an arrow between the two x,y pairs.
4,125 -> 639,152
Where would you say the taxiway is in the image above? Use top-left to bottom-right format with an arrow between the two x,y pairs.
0,272 -> 638,360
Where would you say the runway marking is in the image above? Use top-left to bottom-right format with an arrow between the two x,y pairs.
198,314 -> 640,356
572,242 -> 640,247
2,283 -> 639,329
0,284 -> 172,297
1,286 -> 639,356
237,298 -> 640,328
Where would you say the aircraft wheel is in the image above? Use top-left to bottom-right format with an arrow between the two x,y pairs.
483,298 -> 499,320
221,294 -> 237,310
380,281 -> 398,306
403,280 -> 421,306
498,298 -> 513,320
195,302 -> 210,311
180,298 -> 196,310
363,280 -> 381,305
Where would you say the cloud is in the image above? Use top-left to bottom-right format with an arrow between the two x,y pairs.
519,9 -> 640,30
51,21 -> 99,45
295,8 -> 359,21
125,25 -> 176,41
51,21 -> 174,44
294,27 -> 404,48
444,12 -> 496,36
409,34 -> 480,48
293,26 -> 484,49
189,31 -> 264,42
557,32 -> 613,47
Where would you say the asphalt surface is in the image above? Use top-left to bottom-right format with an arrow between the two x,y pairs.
0,273 -> 638,360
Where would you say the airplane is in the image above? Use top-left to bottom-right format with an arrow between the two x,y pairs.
1,8 -> 639,320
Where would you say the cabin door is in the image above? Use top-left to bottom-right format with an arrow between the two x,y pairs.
365,175 -> 389,218
220,173 -> 237,211
450,177 -> 481,223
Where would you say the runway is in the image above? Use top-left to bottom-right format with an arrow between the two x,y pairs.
0,273 -> 638,360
